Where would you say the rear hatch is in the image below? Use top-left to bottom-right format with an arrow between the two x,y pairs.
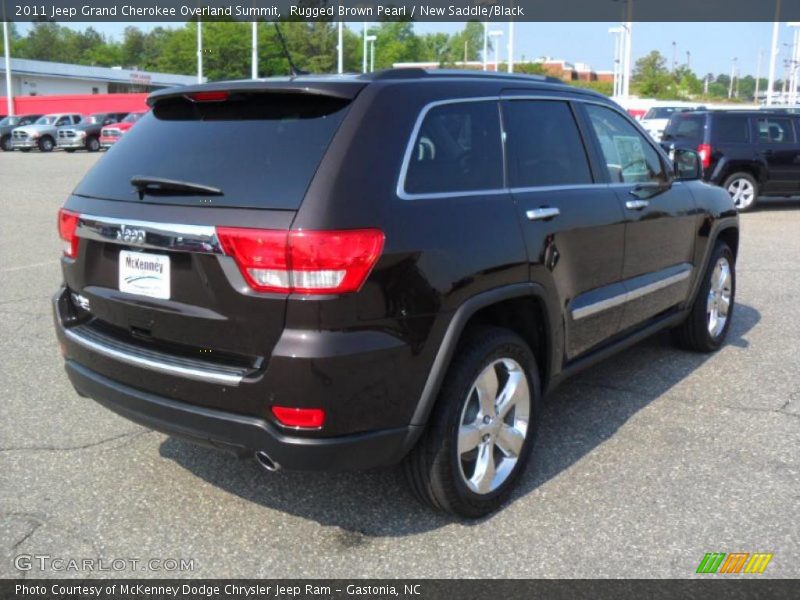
661,112 -> 705,151
61,84 -> 360,411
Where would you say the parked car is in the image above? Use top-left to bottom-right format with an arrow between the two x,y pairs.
57,112 -> 129,153
662,109 -> 800,211
11,113 -> 83,152
99,112 -> 145,148
640,105 -> 699,141
0,114 -> 43,151
54,71 -> 739,517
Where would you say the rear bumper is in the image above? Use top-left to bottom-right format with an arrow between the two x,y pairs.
65,360 -> 417,470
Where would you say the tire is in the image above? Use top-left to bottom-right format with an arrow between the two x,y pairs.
404,326 -> 542,518
37,136 -> 54,152
87,136 -> 100,152
0,135 -> 12,151
672,241 -> 735,353
722,172 -> 758,212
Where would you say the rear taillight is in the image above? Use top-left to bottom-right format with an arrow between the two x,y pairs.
697,143 -> 712,170
271,406 -> 326,429
216,228 -> 384,295
58,209 -> 79,258
186,91 -> 229,102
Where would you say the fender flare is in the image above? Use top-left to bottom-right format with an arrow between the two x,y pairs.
409,282 -> 553,428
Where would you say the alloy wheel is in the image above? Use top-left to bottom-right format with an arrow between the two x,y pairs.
727,178 -> 755,210
707,256 -> 732,338
457,358 -> 530,495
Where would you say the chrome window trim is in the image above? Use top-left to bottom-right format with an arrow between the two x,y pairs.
397,94 -> 656,201
572,265 -> 692,321
76,214 -> 223,255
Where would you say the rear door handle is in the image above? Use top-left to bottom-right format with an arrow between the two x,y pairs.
625,199 -> 649,210
526,207 -> 560,221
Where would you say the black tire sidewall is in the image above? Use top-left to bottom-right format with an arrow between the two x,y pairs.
0,135 -> 11,151
723,172 -> 758,211
38,137 -> 54,152
87,137 -> 100,152
693,243 -> 736,350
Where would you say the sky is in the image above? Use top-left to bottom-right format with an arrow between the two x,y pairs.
15,21 -> 780,78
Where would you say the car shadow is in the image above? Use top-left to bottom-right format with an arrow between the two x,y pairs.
159,303 -> 760,536
753,197 -> 800,211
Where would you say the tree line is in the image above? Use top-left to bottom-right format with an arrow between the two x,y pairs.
7,22 -> 768,101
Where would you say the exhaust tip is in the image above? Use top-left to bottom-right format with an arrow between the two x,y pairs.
254,451 -> 281,472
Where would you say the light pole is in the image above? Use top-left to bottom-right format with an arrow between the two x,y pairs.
483,23 -> 488,71
507,21 -> 515,73
728,57 -> 737,99
337,21 -> 343,74
672,41 -> 677,71
788,23 -> 800,104
196,21 -> 203,84
609,27 -> 624,98
3,21 -> 13,116
686,50 -> 691,69
366,34 -> 376,72
489,30 -> 503,72
362,22 -> 368,74
767,0 -> 783,106
251,21 -> 258,79
756,49 -> 764,102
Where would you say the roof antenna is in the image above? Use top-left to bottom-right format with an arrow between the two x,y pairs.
273,23 -> 308,77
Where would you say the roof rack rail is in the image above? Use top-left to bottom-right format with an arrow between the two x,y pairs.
361,68 -> 565,85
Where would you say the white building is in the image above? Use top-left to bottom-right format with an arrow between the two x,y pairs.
0,57 -> 199,97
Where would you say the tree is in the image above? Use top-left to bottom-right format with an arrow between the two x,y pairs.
632,50 -> 673,98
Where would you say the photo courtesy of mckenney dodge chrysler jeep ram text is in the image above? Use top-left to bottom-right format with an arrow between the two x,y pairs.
53,70 -> 739,517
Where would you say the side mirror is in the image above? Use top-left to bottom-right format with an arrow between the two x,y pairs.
672,148 -> 702,181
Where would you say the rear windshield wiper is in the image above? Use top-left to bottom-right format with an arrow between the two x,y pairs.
131,175 -> 224,198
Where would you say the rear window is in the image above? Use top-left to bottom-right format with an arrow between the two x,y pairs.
663,113 -> 705,142
713,115 -> 750,143
644,107 -> 692,120
74,93 -> 350,209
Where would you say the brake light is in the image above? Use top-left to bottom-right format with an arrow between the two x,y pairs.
216,228 -> 384,294
272,406 -> 326,429
58,209 -> 79,258
186,91 -> 229,102
697,143 -> 712,170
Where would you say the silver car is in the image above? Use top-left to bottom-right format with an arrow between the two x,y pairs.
11,113 -> 83,152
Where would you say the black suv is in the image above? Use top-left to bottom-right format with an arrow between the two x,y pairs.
54,70 -> 739,517
57,112 -> 129,153
662,109 -> 800,211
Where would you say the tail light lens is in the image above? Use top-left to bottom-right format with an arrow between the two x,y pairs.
58,209 -> 79,258
697,143 -> 712,170
216,228 -> 384,295
271,406 -> 326,429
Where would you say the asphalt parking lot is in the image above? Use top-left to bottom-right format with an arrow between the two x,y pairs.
1,151 -> 798,579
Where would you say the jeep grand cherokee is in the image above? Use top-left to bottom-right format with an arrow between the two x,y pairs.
54,70 -> 740,517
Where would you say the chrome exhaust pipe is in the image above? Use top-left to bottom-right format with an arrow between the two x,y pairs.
254,451 -> 281,472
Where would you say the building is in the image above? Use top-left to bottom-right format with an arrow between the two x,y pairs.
392,58 -> 608,83
0,57 -> 199,98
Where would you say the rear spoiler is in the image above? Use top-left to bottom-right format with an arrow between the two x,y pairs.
147,80 -> 365,107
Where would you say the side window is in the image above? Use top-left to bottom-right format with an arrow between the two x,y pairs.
404,101 -> 503,195
73,115 -> 82,124
758,117 -> 796,143
55,116 -> 69,126
714,115 -> 749,143
503,100 -> 592,188
585,104 -> 666,184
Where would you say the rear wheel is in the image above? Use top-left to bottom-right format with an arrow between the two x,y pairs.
673,241 -> 735,352
404,326 -> 541,518
723,172 -> 758,211
0,135 -> 12,151
37,136 -> 54,152
87,136 -> 101,152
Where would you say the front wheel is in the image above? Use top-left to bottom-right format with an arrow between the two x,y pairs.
87,136 -> 101,152
0,135 -> 12,151
37,136 -> 54,152
673,241 -> 735,352
723,172 -> 758,212
404,326 -> 541,518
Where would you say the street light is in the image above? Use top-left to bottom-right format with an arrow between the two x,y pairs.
507,21 -> 515,73
729,57 -> 737,99
366,34 -> 377,73
608,27 -> 624,98
3,21 -> 13,116
489,30 -> 503,72
483,23 -> 488,71
337,21 -> 343,74
766,0 -> 783,106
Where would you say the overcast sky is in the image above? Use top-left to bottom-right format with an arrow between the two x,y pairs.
16,21 -> 779,78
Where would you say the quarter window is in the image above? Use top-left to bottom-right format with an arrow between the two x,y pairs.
404,101 -> 503,195
757,118 -> 795,143
585,104 -> 666,184
503,100 -> 592,188
714,115 -> 750,143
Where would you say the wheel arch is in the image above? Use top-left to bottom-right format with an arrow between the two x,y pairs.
409,283 -> 556,429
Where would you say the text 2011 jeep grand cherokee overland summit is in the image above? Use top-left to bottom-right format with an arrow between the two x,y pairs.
54,70 -> 739,517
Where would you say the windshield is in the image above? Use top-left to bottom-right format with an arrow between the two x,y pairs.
662,114 -> 705,142
644,107 -> 692,120
35,116 -> 56,125
123,112 -> 144,123
74,93 -> 351,209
